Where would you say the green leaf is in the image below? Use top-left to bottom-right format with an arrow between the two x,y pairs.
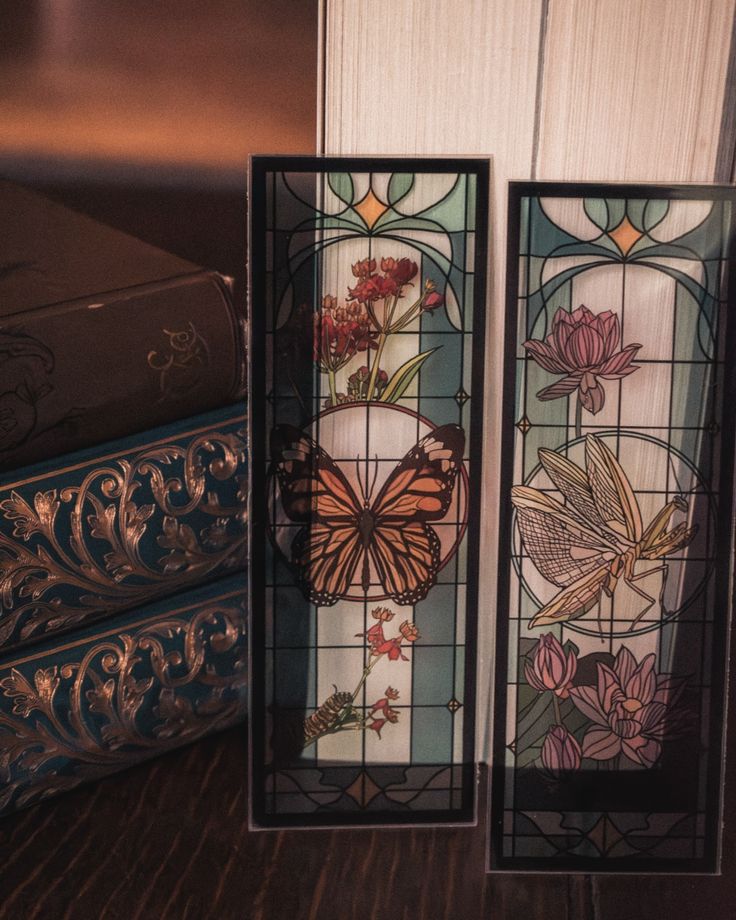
514,692 -> 554,754
387,172 -> 414,206
327,172 -> 354,206
642,198 -> 669,234
379,347 -> 439,403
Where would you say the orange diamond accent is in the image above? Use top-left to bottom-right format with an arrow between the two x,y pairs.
345,771 -> 382,807
354,189 -> 388,229
608,216 -> 643,256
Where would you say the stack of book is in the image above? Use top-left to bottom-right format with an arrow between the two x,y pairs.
0,182 -> 247,816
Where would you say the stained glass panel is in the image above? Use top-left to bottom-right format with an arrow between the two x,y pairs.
249,157 -> 488,826
490,182 -> 736,872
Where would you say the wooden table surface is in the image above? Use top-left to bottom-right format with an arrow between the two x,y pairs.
0,724 -> 733,920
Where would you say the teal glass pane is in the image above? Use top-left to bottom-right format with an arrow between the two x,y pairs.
491,183 -> 736,874
250,157 -> 488,827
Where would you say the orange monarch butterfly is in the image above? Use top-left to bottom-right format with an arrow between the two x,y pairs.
512,434 -> 697,631
270,422 -> 465,606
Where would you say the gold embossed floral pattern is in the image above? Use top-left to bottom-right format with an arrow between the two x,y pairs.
0,422 -> 247,649
0,597 -> 247,815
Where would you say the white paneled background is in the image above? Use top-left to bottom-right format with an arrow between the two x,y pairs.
319,0 -> 736,759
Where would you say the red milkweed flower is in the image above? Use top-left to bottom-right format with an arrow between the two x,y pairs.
348,273 -> 398,304
347,365 -> 388,399
523,305 -> 642,414
352,258 -> 376,279
357,619 -> 419,660
399,621 -> 420,643
380,257 -> 418,286
370,687 -> 401,720
313,294 -> 377,374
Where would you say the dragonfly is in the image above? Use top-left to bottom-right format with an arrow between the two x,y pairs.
512,434 -> 697,631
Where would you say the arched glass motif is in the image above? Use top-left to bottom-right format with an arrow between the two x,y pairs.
249,157 -> 488,827
491,182 -> 736,873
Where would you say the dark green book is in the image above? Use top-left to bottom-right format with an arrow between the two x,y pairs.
0,402 -> 246,652
0,575 -> 246,816
0,181 -> 245,470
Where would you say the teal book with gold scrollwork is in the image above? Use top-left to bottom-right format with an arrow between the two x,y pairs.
0,575 -> 246,816
0,402 -> 246,653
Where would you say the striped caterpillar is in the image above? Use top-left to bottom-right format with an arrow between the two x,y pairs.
303,688 -> 353,743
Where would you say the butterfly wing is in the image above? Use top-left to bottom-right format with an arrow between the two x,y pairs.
369,424 -> 465,605
270,424 -> 363,605
290,522 -> 365,606
270,424 -> 362,524
370,522 -> 442,606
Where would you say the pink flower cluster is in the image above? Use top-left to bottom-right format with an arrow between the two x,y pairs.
526,634 -> 687,776
367,686 -> 400,738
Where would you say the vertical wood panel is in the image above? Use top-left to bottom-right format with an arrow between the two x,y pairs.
320,0 -> 736,764
321,0 -> 545,761
535,0 -> 735,180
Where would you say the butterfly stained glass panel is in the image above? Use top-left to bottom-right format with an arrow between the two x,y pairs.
490,182 -> 736,872
249,157 -> 488,826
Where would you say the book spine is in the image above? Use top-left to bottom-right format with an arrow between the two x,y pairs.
0,576 -> 247,818
0,270 -> 245,470
0,404 -> 247,652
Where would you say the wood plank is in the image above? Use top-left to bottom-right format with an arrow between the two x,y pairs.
0,738 -> 577,920
535,0 -> 736,180
320,0 -> 736,779
321,0 -> 546,761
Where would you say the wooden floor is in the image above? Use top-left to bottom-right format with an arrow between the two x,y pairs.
0,725 -> 734,920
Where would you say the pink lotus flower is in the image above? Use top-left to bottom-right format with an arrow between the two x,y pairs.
568,647 -> 686,767
541,724 -> 582,777
523,305 -> 641,414
524,633 -> 577,699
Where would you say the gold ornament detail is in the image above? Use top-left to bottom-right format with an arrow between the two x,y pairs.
147,322 -> 212,401
0,427 -> 247,647
0,599 -> 247,814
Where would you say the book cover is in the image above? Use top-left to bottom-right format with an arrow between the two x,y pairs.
0,575 -> 246,817
0,181 -> 245,469
0,402 -> 246,652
